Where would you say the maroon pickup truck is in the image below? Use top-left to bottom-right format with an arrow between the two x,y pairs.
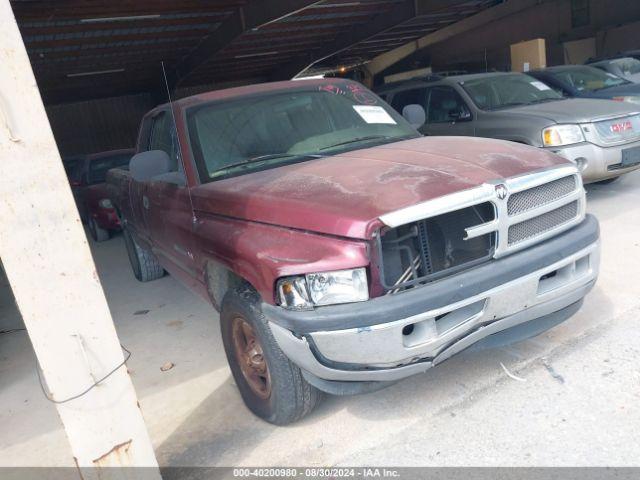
107,79 -> 600,425
72,149 -> 133,241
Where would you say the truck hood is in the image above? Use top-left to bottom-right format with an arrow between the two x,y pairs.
504,98 -> 639,123
191,136 -> 568,239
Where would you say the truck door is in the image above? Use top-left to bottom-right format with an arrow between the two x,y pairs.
145,110 -> 199,287
422,86 -> 475,137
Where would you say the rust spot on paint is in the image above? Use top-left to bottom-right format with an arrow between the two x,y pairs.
92,439 -> 132,466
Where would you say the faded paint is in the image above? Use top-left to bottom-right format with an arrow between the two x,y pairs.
192,135 -> 566,239
110,78 -> 570,306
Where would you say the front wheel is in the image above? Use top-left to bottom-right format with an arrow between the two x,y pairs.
220,285 -> 321,425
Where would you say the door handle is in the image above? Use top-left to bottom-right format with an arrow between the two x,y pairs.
143,195 -> 149,210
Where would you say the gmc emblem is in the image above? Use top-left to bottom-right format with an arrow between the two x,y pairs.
610,121 -> 633,133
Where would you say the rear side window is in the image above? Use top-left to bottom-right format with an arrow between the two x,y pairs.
390,88 -> 426,112
424,86 -> 471,123
148,111 -> 181,171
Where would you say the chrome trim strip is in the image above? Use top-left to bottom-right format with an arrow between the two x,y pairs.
465,218 -> 499,240
378,183 -> 495,228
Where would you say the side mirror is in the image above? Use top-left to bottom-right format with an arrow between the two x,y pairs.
129,150 -> 171,182
402,104 -> 426,129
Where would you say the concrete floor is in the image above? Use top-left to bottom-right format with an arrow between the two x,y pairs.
1,170 -> 639,467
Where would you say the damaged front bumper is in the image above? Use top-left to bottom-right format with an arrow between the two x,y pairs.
262,215 -> 600,390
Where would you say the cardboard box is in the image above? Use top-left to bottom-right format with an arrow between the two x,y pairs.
510,38 -> 546,72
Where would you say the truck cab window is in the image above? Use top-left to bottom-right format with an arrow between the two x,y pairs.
390,88 -> 426,112
425,86 -> 471,123
148,111 -> 182,172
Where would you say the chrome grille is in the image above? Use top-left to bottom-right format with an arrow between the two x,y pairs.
507,176 -> 576,216
508,201 -> 579,245
379,166 -> 586,276
593,114 -> 640,144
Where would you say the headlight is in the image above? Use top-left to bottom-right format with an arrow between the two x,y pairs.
98,198 -> 113,209
277,268 -> 368,309
542,124 -> 585,147
612,96 -> 640,104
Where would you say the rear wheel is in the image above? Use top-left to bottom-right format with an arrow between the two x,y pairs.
89,217 -> 110,242
220,285 -> 321,425
122,227 -> 164,282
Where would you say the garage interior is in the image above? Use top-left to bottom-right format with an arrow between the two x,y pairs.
2,0 -> 640,469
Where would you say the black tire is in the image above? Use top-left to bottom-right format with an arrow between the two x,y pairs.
89,217 -> 110,242
220,285 -> 321,425
122,227 -> 164,282
595,176 -> 619,185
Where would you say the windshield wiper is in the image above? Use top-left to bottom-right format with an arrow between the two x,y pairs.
527,97 -> 562,104
320,135 -> 392,150
211,153 -> 323,177
488,102 -> 530,110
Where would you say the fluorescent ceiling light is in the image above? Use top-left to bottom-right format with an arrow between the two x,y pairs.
67,68 -> 125,77
313,2 -> 361,7
234,51 -> 279,59
293,74 -> 325,80
80,14 -> 161,23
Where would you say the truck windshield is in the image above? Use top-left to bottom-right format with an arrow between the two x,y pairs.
186,86 -> 419,181
602,58 -> 640,78
551,65 -> 629,91
461,73 -> 562,110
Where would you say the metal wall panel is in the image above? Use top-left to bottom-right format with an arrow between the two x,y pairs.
46,93 -> 154,156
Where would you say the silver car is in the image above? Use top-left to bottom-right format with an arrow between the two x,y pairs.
377,72 -> 640,183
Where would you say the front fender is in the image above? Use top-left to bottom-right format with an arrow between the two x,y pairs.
194,214 -> 371,305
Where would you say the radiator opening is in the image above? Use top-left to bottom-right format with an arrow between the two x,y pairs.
379,202 -> 495,292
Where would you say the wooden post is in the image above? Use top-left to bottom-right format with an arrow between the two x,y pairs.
0,1 -> 161,476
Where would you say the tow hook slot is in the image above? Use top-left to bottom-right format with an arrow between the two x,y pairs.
402,299 -> 486,348
537,254 -> 590,295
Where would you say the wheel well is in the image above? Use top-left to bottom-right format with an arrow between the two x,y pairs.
205,261 -> 252,311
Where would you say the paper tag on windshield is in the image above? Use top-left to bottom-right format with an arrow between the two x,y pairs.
530,81 -> 551,91
353,105 -> 396,124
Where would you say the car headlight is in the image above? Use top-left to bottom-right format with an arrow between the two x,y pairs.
98,198 -> 113,209
612,96 -> 640,104
277,268 -> 369,309
542,124 -> 585,147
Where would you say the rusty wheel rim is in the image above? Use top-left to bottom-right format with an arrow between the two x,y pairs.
231,317 -> 271,400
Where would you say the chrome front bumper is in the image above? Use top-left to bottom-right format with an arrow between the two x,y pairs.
267,229 -> 599,383
549,139 -> 640,183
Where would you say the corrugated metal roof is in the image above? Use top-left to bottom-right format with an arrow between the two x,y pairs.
11,0 -> 501,104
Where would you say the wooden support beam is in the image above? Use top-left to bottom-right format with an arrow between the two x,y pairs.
170,0 -> 320,88
0,1 -> 161,474
366,0 -> 541,76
